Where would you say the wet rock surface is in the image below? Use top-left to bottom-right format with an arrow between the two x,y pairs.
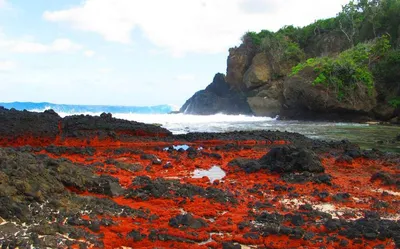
259,146 -> 324,173
0,109 -> 399,248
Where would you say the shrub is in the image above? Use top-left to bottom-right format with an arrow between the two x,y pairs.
389,97 -> 400,108
289,38 -> 391,100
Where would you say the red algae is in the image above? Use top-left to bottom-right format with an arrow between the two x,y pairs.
1,134 -> 399,249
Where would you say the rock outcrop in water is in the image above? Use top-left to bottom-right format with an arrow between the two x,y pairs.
180,73 -> 252,115
0,108 -> 399,248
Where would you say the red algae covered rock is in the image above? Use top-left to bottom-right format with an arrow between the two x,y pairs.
0,109 -> 399,248
61,112 -> 172,140
0,107 -> 60,146
0,108 -> 172,147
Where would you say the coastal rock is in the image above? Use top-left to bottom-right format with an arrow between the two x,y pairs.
372,103 -> 396,121
169,213 -> 208,229
0,108 -> 60,145
226,39 -> 257,90
243,53 -> 272,89
282,67 -> 376,119
62,112 -> 172,139
179,73 -> 253,115
0,108 -> 399,248
247,97 -> 281,117
303,32 -> 350,57
259,146 -> 324,173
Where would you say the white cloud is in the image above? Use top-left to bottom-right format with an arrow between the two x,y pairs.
0,60 -> 16,71
0,37 -> 82,53
98,68 -> 112,74
43,0 -> 349,55
175,74 -> 196,82
84,50 -> 96,57
0,0 -> 7,8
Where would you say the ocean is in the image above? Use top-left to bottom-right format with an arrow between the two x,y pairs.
1,102 -> 399,152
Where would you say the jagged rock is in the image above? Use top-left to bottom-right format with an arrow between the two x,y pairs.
62,113 -> 171,138
243,53 -> 272,89
259,146 -> 324,173
0,108 -> 61,144
169,213 -> 208,229
226,39 -> 257,89
282,67 -> 377,119
179,73 -> 252,115
228,158 -> 261,173
303,32 -> 350,57
371,171 -> 400,188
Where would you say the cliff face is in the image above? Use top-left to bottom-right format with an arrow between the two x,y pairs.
180,32 -> 399,122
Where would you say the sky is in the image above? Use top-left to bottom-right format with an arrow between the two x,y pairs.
0,0 -> 349,107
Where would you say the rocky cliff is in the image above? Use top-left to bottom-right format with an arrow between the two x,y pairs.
181,34 -> 399,122
180,1 -> 400,122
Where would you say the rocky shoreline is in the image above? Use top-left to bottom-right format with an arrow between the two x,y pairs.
0,108 -> 399,248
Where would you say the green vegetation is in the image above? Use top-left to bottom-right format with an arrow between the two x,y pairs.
244,0 -> 400,50
242,0 -> 399,101
290,36 -> 390,99
372,48 -> 400,83
389,97 -> 400,108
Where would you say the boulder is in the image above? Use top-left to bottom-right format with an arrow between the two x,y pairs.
243,53 -> 272,89
169,213 -> 208,229
259,146 -> 324,173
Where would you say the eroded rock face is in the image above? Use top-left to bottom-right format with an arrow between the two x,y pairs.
247,97 -> 281,117
179,73 -> 253,115
243,53 -> 272,89
282,67 -> 377,119
303,32 -> 350,57
226,41 -> 257,90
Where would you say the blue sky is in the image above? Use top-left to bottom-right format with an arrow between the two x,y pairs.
0,0 -> 348,106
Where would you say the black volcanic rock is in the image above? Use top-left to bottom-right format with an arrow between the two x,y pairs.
0,107 -> 61,141
0,108 -> 172,144
62,112 -> 171,138
179,73 -> 252,115
169,213 -> 208,229
259,146 -> 324,173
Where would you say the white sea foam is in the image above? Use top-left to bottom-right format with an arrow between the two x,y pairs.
28,107 -> 276,134
114,113 -> 275,134
25,108 -> 400,153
